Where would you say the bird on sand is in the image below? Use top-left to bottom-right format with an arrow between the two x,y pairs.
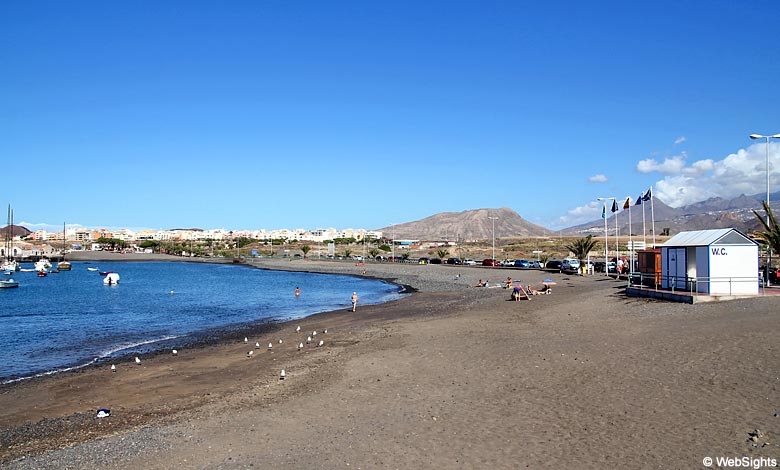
278,338 -> 283,344
312,331 -> 317,336
172,349 -> 178,356
324,329 -> 328,334
111,364 -> 116,372
244,337 -> 248,343
298,342 -> 304,350
296,325 -> 301,332
306,336 -> 312,344
280,369 -> 286,380
255,342 -> 261,349
247,350 -> 254,358
318,340 -> 324,347
268,342 -> 273,351
134,357 -> 141,364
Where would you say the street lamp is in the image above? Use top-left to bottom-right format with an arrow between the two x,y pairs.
391,223 -> 395,262
488,216 -> 498,265
750,133 -> 780,286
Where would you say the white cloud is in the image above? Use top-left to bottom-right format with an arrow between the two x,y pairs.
653,142 -> 778,207
557,201 -> 603,227
588,174 -> 608,183
636,154 -> 687,174
674,136 -> 686,145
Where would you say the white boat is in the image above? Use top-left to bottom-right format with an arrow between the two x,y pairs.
1,259 -> 20,272
103,272 -> 120,285
57,260 -> 72,271
87,267 -> 99,272
0,278 -> 19,289
34,258 -> 52,272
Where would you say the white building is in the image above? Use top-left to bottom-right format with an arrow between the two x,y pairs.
661,228 -> 759,295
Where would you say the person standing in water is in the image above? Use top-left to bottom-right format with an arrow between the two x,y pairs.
351,292 -> 358,312
295,287 -> 300,297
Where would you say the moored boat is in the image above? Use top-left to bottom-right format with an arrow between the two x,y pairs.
0,278 -> 19,288
57,260 -> 72,271
103,272 -> 120,285
34,258 -> 52,272
87,267 -> 99,272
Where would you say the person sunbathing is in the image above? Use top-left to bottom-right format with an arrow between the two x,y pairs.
472,279 -> 487,287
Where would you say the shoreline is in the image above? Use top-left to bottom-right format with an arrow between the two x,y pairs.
2,258 -> 779,468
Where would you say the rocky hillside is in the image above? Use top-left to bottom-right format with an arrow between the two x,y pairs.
376,208 -> 552,241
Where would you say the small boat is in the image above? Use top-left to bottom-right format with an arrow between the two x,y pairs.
37,270 -> 47,277
99,271 -> 112,275
0,278 -> 19,288
49,269 -> 60,274
57,260 -> 72,271
34,259 -> 52,272
19,268 -> 35,272
103,272 -> 120,285
87,267 -> 99,272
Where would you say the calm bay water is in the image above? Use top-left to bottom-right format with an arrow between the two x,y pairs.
0,261 -> 405,383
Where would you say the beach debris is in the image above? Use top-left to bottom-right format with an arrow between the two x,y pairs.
255,342 -> 261,349
280,369 -> 286,380
298,342 -> 304,350
268,342 -> 273,351
111,364 -> 116,372
318,340 -> 324,347
247,350 -> 254,358
172,349 -> 178,356
96,408 -> 111,418
296,326 -> 301,333
134,356 -> 141,365
306,336 -> 312,344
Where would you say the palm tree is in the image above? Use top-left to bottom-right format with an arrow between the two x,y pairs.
752,201 -> 780,271
301,245 -> 311,258
436,249 -> 450,259
564,235 -> 599,266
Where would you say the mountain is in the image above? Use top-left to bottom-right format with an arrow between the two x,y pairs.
563,191 -> 779,236
0,225 -> 32,239
376,208 -> 552,241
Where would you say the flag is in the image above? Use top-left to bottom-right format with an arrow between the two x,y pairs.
635,193 -> 643,206
611,199 -> 618,213
642,187 -> 652,202
623,197 -> 631,209
601,204 -> 606,219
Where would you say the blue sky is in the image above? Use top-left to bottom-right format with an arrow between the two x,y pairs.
2,1 -> 779,233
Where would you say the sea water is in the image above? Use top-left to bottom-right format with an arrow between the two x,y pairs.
0,261 -> 405,383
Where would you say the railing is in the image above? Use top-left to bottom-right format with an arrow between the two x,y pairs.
627,272 -> 761,297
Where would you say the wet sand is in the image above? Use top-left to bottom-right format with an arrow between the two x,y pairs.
2,258 -> 779,468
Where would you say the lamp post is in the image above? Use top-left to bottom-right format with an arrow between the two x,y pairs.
488,216 -> 498,265
750,133 -> 780,286
391,223 -> 395,263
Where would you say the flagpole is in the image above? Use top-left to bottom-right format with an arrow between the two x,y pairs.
603,202 -> 608,275
642,198 -> 647,246
626,197 -> 633,275
649,187 -> 656,248
614,205 -> 619,263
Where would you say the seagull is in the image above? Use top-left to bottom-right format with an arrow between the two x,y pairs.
244,337 -> 248,343
280,369 -> 286,380
324,329 -> 328,334
278,339 -> 283,344
134,356 -> 141,364
247,350 -> 254,358
111,364 -> 116,372
172,349 -> 178,356
298,342 -> 304,350
268,342 -> 273,351
255,342 -> 261,349
306,336 -> 312,344
318,340 -> 324,347
312,331 -> 317,336
296,325 -> 301,332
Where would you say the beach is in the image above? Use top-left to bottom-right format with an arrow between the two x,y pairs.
2,257 -> 779,468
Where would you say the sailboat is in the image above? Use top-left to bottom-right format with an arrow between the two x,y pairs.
57,222 -> 72,271
1,205 -> 20,273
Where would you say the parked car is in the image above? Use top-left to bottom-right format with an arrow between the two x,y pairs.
446,258 -> 462,265
462,259 -> 477,266
545,260 -> 563,270
482,258 -> 500,266
531,261 -> 542,269
513,259 -> 531,268
561,258 -> 581,273
418,257 -> 431,265
430,258 -> 443,264
500,259 -> 515,267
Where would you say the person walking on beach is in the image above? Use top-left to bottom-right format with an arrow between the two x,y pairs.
351,292 -> 358,312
